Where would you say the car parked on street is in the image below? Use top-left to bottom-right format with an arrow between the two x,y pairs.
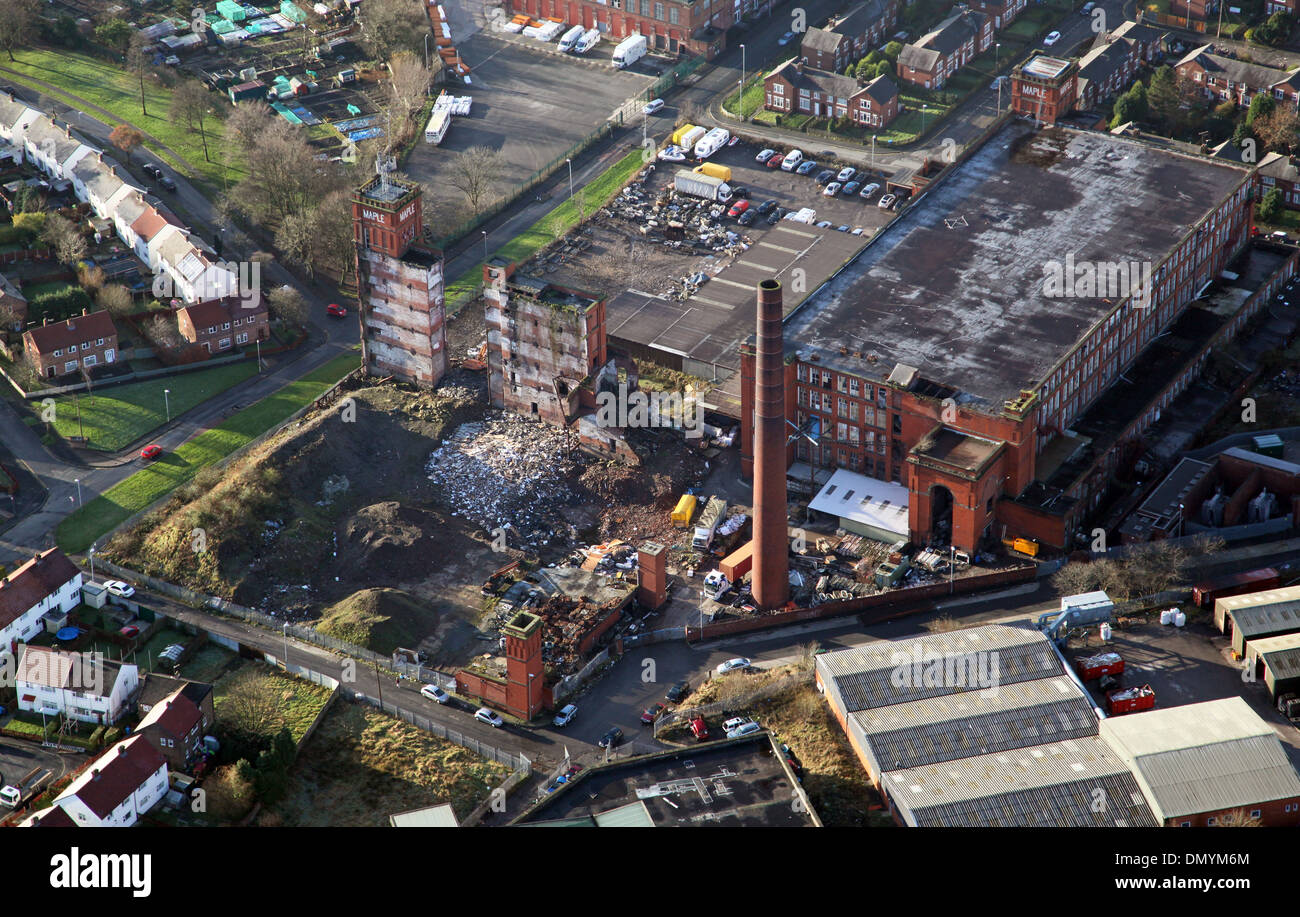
716,657 -> 751,675
143,164 -> 161,180
598,726 -> 624,748
420,684 -> 450,704
474,708 -> 504,728
326,303 -> 347,318
553,703 -> 578,727
642,98 -> 665,115
140,444 -> 162,461
1044,30 -> 1061,46
159,176 -> 177,193
778,31 -> 795,45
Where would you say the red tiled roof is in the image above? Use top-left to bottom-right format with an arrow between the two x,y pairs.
62,736 -> 166,820
0,549 -> 80,630
23,310 -> 118,356
179,295 -> 268,332
137,687 -> 203,737
130,207 -> 168,242
21,806 -> 76,827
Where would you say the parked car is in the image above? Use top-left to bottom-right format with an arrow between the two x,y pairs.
778,31 -> 795,45
474,708 -> 504,728
716,657 -> 751,675
877,193 -> 897,209
795,159 -> 818,175
420,684 -> 450,704
1044,30 -> 1061,46
642,98 -> 665,115
726,720 -> 762,738
690,716 -> 709,740
990,76 -> 1007,91
552,703 -> 578,727
781,149 -> 804,171
142,164 -> 161,180
598,726 -> 624,748
730,185 -> 750,199
756,198 -> 778,215
766,154 -> 785,169
1080,2 -> 1095,14
859,182 -> 881,199
815,220 -> 833,228
640,702 -> 665,724
159,176 -> 177,192
815,169 -> 836,185
755,148 -> 776,164
843,181 -> 860,196
727,200 -> 750,218
119,625 -> 140,639
140,444 -> 162,461
836,166 -> 855,183
835,225 -> 850,232
103,580 -> 135,598
666,681 -> 690,703
766,207 -> 786,225
823,182 -> 842,196
326,303 -> 347,318
737,210 -> 757,226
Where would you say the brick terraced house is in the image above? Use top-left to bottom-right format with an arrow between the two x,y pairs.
176,295 -> 270,354
896,8 -> 992,90
764,58 -> 900,128
22,309 -> 118,380
799,0 -> 901,73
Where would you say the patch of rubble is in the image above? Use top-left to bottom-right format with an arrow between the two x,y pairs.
426,411 -> 587,546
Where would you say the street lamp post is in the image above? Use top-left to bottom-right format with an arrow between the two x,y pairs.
739,44 -> 746,120
164,388 -> 171,423
566,158 -> 575,202
995,42 -> 1000,71
949,545 -> 955,594
1177,503 -> 1185,538
282,623 -> 290,672
481,230 -> 488,263
424,32 -> 432,71
74,478 -> 82,508
871,134 -> 877,173
921,104 -> 928,134
89,547 -> 95,583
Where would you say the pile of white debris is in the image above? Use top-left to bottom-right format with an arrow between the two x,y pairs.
425,412 -> 584,545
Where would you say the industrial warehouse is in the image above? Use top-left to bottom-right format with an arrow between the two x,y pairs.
815,623 -> 1300,827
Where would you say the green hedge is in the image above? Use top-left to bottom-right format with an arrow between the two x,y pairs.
30,287 -> 94,324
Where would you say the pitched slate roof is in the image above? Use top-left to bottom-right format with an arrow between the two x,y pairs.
768,58 -> 865,99
0,549 -> 80,629
862,72 -> 899,104
1177,44 -> 1300,92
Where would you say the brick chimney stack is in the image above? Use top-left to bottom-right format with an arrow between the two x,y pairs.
751,279 -> 790,610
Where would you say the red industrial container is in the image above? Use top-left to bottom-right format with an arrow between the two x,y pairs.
1075,651 -> 1124,682
1106,684 -> 1155,716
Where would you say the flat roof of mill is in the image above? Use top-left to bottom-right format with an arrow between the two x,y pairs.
783,121 -> 1249,408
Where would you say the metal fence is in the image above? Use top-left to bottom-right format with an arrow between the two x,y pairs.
341,688 -> 530,771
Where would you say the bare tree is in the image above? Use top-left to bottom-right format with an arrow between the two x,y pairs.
204,763 -> 256,823
267,285 -> 308,327
312,189 -> 357,281
142,313 -> 186,352
78,264 -> 106,298
171,79 -> 215,162
42,213 -> 88,265
360,0 -> 430,60
126,34 -> 151,116
447,146 -> 506,216
219,670 -> 288,737
388,51 -> 431,125
0,0 -> 40,63
96,284 -> 135,317
1216,808 -> 1262,827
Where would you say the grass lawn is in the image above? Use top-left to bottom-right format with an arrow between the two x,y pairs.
445,149 -> 645,312
55,351 -> 360,554
722,80 -> 766,120
270,704 -> 510,826
49,360 -> 260,452
21,281 -> 77,299
1,47 -> 244,191
214,662 -> 333,744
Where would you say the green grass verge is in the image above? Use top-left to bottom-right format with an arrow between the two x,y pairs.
445,149 -> 645,312
55,351 -> 360,554
50,360 -> 260,452
2,47 -> 244,191
722,79 -> 767,120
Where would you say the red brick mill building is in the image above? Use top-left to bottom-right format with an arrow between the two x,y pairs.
506,0 -> 774,57
739,120 -> 1269,556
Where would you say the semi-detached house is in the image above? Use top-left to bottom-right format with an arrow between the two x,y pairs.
896,8 -> 993,90
0,549 -> 82,650
51,736 -> 168,828
16,644 -> 139,726
23,308 -> 119,380
799,0 -> 900,74
764,58 -> 900,128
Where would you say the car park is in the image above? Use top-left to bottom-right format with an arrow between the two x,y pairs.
420,684 -> 451,704
795,159 -> 818,175
598,726 -> 624,748
843,181 -> 860,196
716,657 -> 751,675
103,580 -> 136,598
836,166 -> 855,183
642,98 -> 665,115
815,169 -> 836,185
666,681 -> 690,703
474,708 -> 504,728
553,703 -> 578,726
781,149 -> 804,171
878,193 -> 897,209
823,182 -> 841,196
1044,30 -> 1061,46
755,148 -> 776,163
859,182 -> 881,199
727,200 -> 749,218
640,703 -> 666,724
737,210 -> 757,226
140,444 -> 162,461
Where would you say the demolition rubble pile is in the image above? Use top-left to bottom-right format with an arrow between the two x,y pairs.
426,412 -> 586,546
603,178 -> 750,266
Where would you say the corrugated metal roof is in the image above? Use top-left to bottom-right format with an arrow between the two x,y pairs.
1099,697 -> 1300,819
1247,632 -> 1300,681
818,625 -> 1063,713
1216,584 -> 1300,615
884,736 -> 1156,827
1228,600 -> 1300,640
852,677 -> 1098,772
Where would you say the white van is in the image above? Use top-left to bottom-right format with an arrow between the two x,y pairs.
781,149 -> 804,171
